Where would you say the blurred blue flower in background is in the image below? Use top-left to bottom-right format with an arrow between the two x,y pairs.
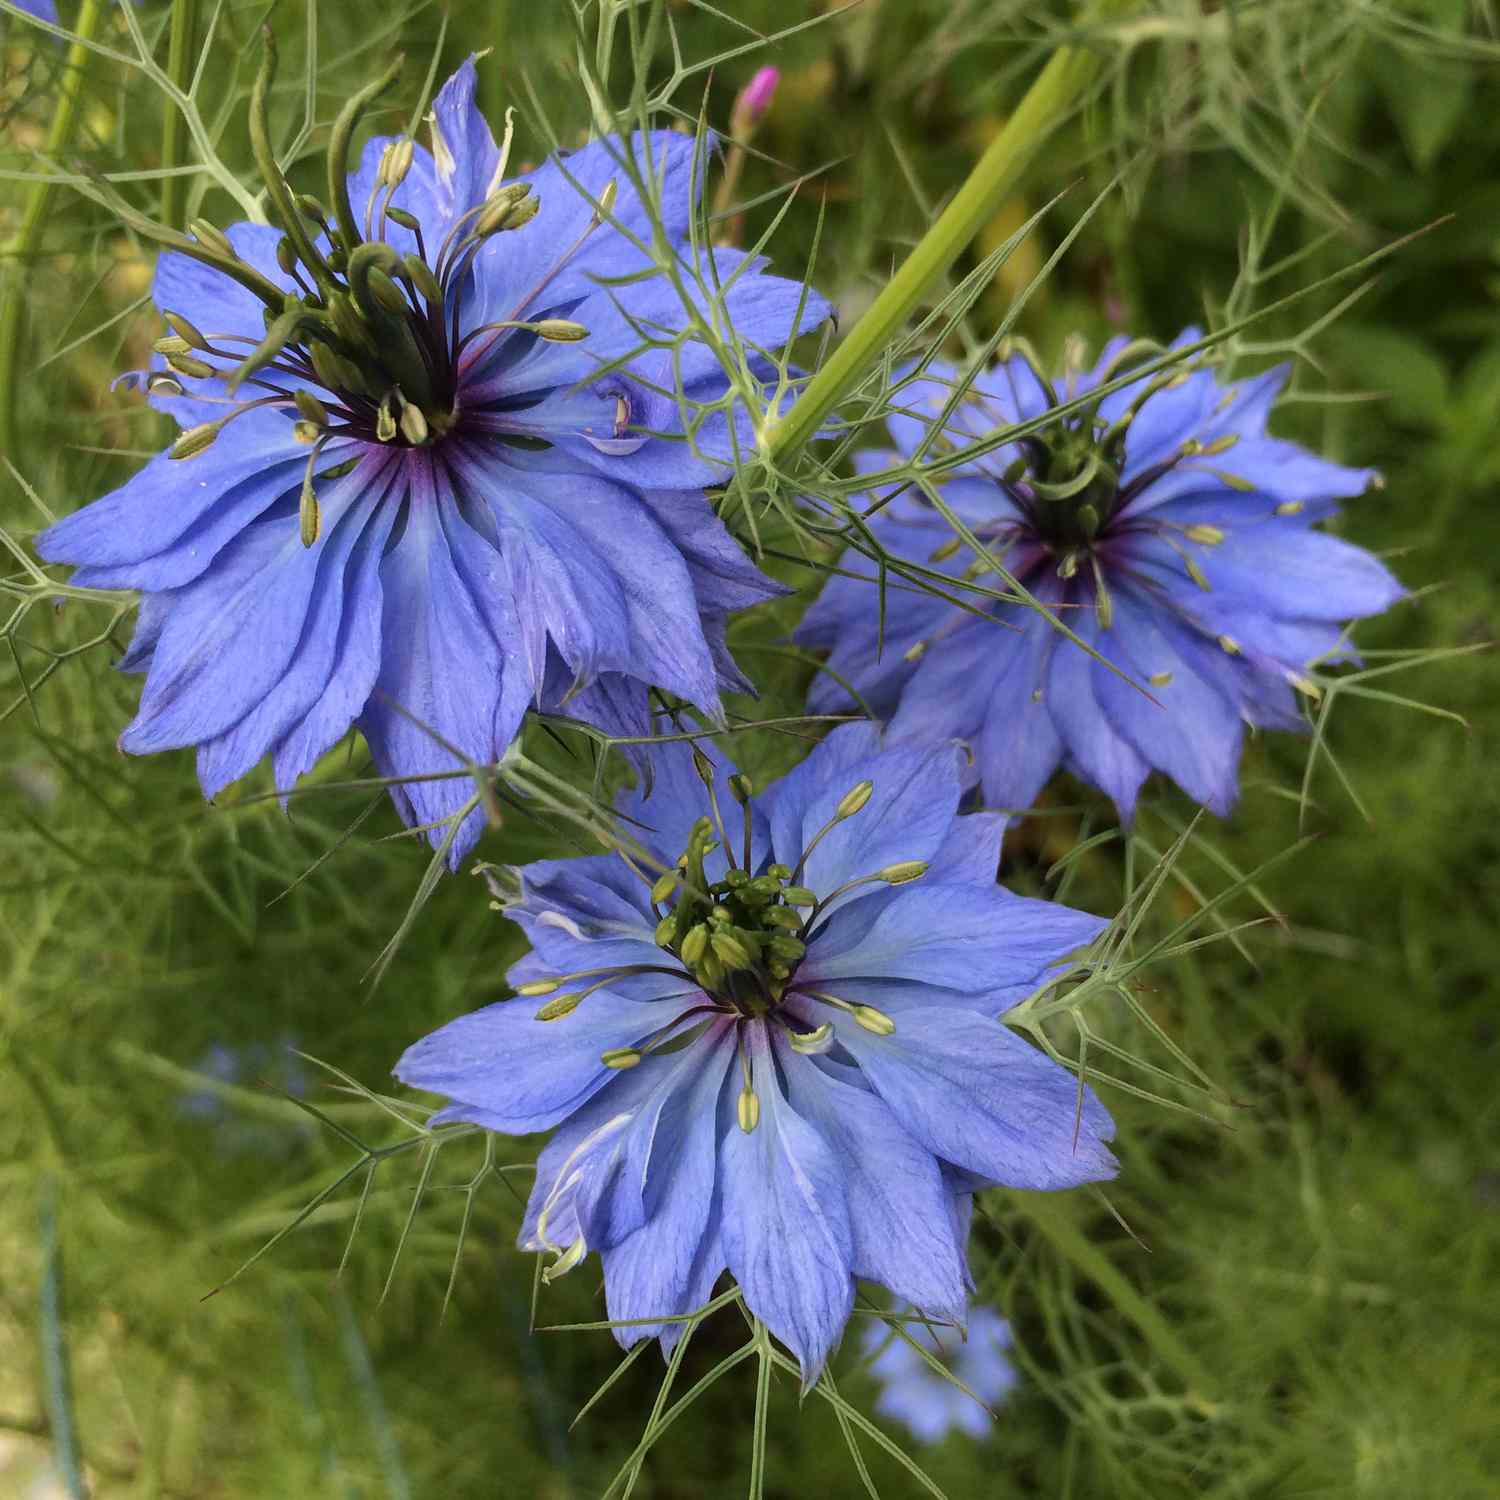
396,724 -> 1114,1383
178,1040 -> 308,1156
38,57 -> 826,861
863,1305 -> 1018,1442
797,335 -> 1406,820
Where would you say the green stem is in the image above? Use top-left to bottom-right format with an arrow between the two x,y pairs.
159,0 -> 200,229
1017,1190 -> 1215,1393
762,0 -> 1131,464
0,0 -> 106,461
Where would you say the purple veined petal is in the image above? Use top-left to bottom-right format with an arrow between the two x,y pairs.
117,590 -> 172,674
393,986 -> 663,1135
589,1025 -> 737,1346
1089,584 -> 1243,817
928,810 -> 1007,885
828,1005 -> 1117,1190
783,1049 -> 970,1322
194,461 -> 405,797
968,605 -> 1067,814
426,57 -> 502,230
719,1026 -> 855,1385
116,451 -> 396,754
1042,606 -> 1153,816
886,614 -> 1014,751
630,487 -> 786,616
762,733 -> 966,908
356,455 -> 528,862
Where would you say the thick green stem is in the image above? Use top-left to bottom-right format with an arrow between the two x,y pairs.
0,0 -> 106,461
762,1 -> 1131,463
159,0 -> 200,229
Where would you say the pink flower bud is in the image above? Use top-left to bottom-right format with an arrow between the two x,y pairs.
732,65 -> 780,136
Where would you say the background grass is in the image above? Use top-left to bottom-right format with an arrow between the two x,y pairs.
2,1 -> 1498,1496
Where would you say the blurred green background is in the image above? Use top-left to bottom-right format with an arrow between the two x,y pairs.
2,1 -> 1498,1495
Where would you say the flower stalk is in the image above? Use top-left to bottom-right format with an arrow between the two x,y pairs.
761,0 -> 1133,464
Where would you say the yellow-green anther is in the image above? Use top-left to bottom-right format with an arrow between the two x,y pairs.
654,915 -> 676,947
188,218 -> 235,260
399,400 -> 430,446
387,206 -> 421,232
534,320 -> 589,343
292,420 -> 321,445
1275,500 -> 1304,516
650,871 -> 679,905
788,1022 -> 833,1055
1179,438 -> 1203,457
782,886 -> 817,907
1184,555 -> 1210,591
294,390 -> 329,426
768,960 -> 792,980
764,907 -> 803,930
1094,577 -> 1114,630
601,1047 -> 641,1070
692,747 -> 715,785
497,193 -> 541,232
879,860 -> 928,885
473,183 -> 533,237
1291,673 -> 1323,700
298,478 -> 320,547
904,640 -> 928,663
767,935 -> 805,962
295,194 -> 329,224
853,1005 -> 896,1036
711,930 -> 755,969
1076,502 -> 1100,539
536,991 -> 585,1021
737,1086 -> 760,1133
928,536 -> 963,563
1057,550 -> 1080,581
403,254 -> 443,305
276,237 -> 298,276
710,905 -> 733,925
153,335 -> 192,356
169,421 -> 221,460
592,179 -> 618,226
1148,671 -> 1174,687
164,311 -> 213,351
1212,469 -> 1255,492
679,924 -> 709,966
166,352 -> 216,380
516,978 -> 561,996
1217,634 -> 1242,656
380,138 -> 415,189
836,781 -> 874,820
1201,433 -> 1238,456
376,399 -> 398,444
1184,524 -> 1224,545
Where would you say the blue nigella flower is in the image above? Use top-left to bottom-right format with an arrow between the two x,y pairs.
36,56 -> 826,860
394,723 -> 1115,1383
863,1305 -> 1018,1443
796,335 -> 1406,820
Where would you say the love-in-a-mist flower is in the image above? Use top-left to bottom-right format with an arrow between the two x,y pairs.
796,335 -> 1406,819
863,1306 -> 1017,1443
395,724 -> 1114,1382
37,52 -> 827,860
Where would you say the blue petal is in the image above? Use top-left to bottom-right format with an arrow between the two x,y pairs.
1091,587 -> 1243,816
969,608 -> 1066,814
1043,609 -> 1153,815
831,1006 -> 1117,1189
427,57 -> 501,226
719,1027 -> 854,1385
393,987 -> 661,1134
783,1054 -> 970,1321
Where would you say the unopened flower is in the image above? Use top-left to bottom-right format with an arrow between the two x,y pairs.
731,66 -> 781,137
395,724 -> 1114,1383
796,334 -> 1405,819
38,55 -> 826,861
863,1305 -> 1017,1443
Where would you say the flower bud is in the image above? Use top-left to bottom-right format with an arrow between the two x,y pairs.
731,66 -> 780,138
